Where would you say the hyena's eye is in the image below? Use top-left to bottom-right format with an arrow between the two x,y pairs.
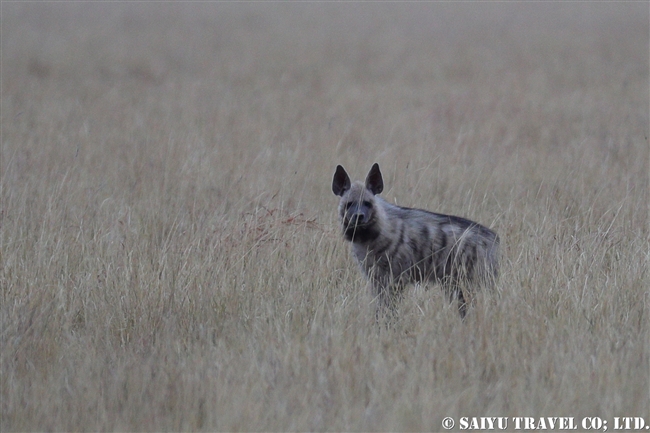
363,201 -> 373,208
345,202 -> 353,210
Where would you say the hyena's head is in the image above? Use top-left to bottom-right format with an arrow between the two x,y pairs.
332,163 -> 384,243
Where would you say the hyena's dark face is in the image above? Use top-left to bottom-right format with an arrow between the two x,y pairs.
332,163 -> 384,243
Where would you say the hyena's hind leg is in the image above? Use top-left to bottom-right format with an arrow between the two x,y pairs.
442,280 -> 468,319
455,287 -> 468,319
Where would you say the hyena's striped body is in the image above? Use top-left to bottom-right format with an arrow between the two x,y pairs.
332,163 -> 499,318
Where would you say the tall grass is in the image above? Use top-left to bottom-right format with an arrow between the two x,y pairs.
2,3 -> 648,431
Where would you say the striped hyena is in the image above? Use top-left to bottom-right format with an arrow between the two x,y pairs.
332,163 -> 499,318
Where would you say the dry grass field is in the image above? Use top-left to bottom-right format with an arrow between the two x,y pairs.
1,3 -> 648,431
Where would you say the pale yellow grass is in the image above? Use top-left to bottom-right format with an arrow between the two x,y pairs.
1,3 -> 648,431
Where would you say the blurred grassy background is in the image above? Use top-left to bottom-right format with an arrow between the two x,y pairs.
1,3 -> 648,431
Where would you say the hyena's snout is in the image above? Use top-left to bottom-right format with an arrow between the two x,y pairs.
344,202 -> 371,227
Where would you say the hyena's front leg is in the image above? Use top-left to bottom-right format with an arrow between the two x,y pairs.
369,277 -> 403,321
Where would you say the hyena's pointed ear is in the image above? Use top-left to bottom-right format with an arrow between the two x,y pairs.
365,163 -> 384,195
332,165 -> 351,196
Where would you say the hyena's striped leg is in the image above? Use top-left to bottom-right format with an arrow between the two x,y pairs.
444,282 -> 468,319
456,289 -> 468,319
369,279 -> 402,322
